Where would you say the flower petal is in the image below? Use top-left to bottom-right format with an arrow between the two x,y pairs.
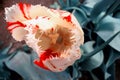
12,27 -> 28,41
41,47 -> 81,72
29,5 -> 50,19
5,3 -> 27,22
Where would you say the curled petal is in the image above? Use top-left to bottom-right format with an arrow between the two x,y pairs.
12,27 -> 28,41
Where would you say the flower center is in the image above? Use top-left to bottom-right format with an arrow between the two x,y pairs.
35,26 -> 74,53
56,36 -> 63,44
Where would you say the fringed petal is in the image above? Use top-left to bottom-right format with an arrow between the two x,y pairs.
42,46 -> 81,72
5,3 -> 27,22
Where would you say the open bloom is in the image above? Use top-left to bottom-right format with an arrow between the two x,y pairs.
5,3 -> 84,72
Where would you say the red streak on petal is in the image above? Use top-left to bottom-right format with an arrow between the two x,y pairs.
35,16 -> 38,19
63,14 -> 72,23
50,9 -> 54,12
7,21 -> 26,27
48,61 -> 57,69
48,17 -> 50,20
40,49 -> 59,60
25,3 -> 31,19
8,26 -> 23,33
34,49 -> 59,70
7,21 -> 26,33
42,16 -> 50,20
35,25 -> 39,28
32,25 -> 39,33
42,16 -> 47,18
59,68 -> 62,70
18,3 -> 31,19
51,28 -> 54,31
34,59 -> 49,70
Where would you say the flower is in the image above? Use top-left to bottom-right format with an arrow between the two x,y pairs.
5,3 -> 84,72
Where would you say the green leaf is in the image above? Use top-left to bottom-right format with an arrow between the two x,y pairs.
90,72 -> 99,80
0,43 -> 12,55
105,0 -> 120,14
105,72 -> 111,79
96,16 -> 120,52
83,0 -> 102,8
106,49 -> 120,68
105,49 -> 120,80
99,63 -> 111,80
80,41 -> 104,71
5,51 -> 72,80
58,0 -> 66,9
79,5 -> 92,16
0,43 -> 13,79
50,2 -> 60,9
58,0 -> 80,8
66,0 -> 70,7
107,64 -> 115,80
99,48 -> 120,80
0,43 -> 13,68
114,11 -> 120,18
113,5 -> 120,19
90,0 -> 116,23
69,0 -> 80,6
72,8 -> 88,26
72,65 -> 80,80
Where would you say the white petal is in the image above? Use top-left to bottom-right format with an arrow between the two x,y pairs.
12,27 -> 27,41
29,5 -> 50,18
5,4 -> 26,22
43,57 -> 70,72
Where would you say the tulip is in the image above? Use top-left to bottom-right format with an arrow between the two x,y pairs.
5,3 -> 84,72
